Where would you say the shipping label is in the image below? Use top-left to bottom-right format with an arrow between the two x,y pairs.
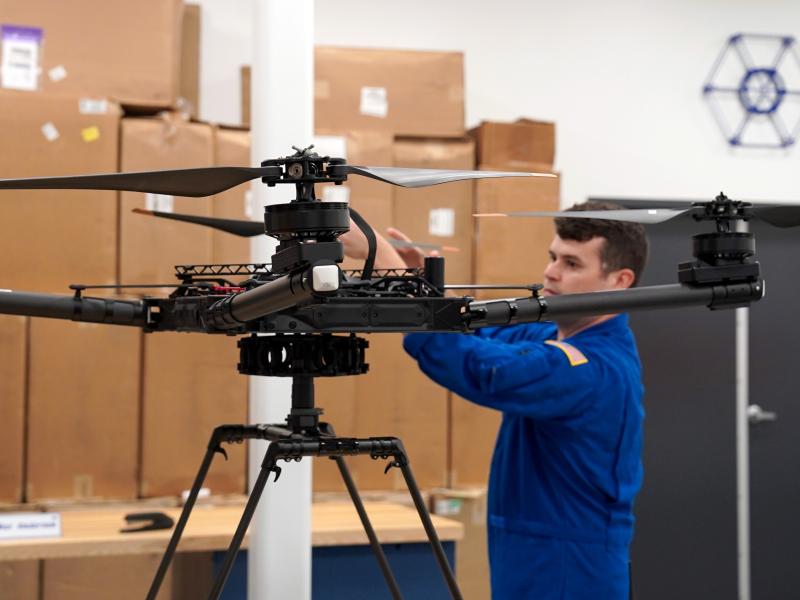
145,193 -> 175,213
429,208 -> 456,237
360,86 -> 388,118
0,25 -> 43,91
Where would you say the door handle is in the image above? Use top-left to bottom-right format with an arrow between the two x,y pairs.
747,404 -> 778,425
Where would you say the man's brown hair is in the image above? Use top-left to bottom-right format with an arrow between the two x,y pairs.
554,201 -> 649,286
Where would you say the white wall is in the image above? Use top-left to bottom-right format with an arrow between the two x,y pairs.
197,0 -> 800,206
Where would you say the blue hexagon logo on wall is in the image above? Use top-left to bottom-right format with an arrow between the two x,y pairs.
703,33 -> 800,148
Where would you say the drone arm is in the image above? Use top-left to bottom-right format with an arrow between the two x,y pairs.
466,281 -> 765,328
0,290 -> 148,327
205,263 -> 341,329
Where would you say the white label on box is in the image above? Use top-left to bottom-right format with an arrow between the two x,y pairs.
359,86 -> 388,118
244,189 -> 255,219
428,208 -> 455,237
0,25 -> 43,91
322,185 -> 350,203
48,64 -> 67,82
40,122 -> 59,142
145,193 -> 174,213
312,135 -> 348,160
0,512 -> 62,541
79,98 -> 109,114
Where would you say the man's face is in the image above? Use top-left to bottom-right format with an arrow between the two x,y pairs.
542,235 -> 619,297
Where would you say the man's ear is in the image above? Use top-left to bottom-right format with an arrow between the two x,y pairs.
610,268 -> 635,290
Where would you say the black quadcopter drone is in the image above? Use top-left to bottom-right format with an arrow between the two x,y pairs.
0,145 -> 774,346
0,145 -> 782,600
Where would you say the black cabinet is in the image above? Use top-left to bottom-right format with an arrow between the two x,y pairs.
748,221 -> 800,600
627,217 -> 738,599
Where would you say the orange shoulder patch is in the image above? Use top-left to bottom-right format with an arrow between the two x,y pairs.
544,340 -> 589,367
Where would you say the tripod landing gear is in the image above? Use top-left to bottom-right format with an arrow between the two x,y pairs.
146,336 -> 462,600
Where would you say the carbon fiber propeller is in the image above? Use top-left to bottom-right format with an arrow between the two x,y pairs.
0,166 -> 283,198
474,205 -> 800,228
0,163 -> 553,197
335,165 -> 554,188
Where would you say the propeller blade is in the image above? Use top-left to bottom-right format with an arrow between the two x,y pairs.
133,208 -> 264,236
473,208 -> 692,224
340,165 -> 554,188
750,206 -> 800,228
0,166 -> 282,198
387,239 -> 460,253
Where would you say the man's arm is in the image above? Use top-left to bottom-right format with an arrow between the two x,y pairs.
403,332 -> 599,420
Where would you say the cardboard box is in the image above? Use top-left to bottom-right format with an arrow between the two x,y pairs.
461,174 -> 558,484
0,91 -> 120,293
315,47 -> 464,137
473,173 -> 560,300
314,130 -> 395,271
431,487 -> 490,600
212,126 -> 252,265
0,561 -> 39,599
139,332 -> 247,498
119,116 -> 214,289
180,3 -> 201,117
43,554 -> 172,599
312,335 -> 448,493
392,137 -> 475,285
350,334 -> 448,491
27,320 -> 141,501
471,119 -> 556,172
0,0 -> 183,108
449,394 -> 501,487
0,316 -> 27,504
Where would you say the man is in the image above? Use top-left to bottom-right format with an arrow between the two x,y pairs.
341,201 -> 648,599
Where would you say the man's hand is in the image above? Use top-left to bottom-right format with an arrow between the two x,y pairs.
339,218 -> 369,260
386,227 -> 440,269
340,220 -> 440,270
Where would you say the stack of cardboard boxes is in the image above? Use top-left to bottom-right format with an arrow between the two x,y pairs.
0,0 -> 248,506
311,47 -> 469,493
0,2 -> 242,596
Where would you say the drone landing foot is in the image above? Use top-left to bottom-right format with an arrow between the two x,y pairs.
146,424 -> 462,600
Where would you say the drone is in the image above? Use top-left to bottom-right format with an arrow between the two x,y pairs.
0,145 -> 782,600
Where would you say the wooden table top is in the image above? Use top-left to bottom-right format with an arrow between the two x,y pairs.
0,501 -> 463,561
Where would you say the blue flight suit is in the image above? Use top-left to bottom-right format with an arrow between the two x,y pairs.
404,314 -> 644,599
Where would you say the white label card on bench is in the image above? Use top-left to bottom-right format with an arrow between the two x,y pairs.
0,512 -> 62,541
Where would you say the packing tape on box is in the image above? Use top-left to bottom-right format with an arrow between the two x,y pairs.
73,474 -> 93,498
315,79 -> 331,99
448,84 -> 464,103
